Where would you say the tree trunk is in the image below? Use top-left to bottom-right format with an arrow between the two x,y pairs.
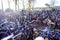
1,0 -> 3,11
15,0 -> 18,11
8,0 -> 10,9
18,0 -> 19,11
15,4 -> 17,11
22,0 -> 25,9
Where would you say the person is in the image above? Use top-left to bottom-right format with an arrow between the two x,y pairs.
34,36 -> 44,40
1,33 -> 13,40
34,27 -> 48,40
27,24 -> 33,40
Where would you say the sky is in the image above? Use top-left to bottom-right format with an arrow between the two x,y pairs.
0,0 -> 60,11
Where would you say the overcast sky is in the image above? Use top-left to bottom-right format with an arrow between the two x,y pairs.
0,0 -> 60,10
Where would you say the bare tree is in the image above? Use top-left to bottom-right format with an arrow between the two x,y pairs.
28,0 -> 35,10
51,0 -> 55,6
